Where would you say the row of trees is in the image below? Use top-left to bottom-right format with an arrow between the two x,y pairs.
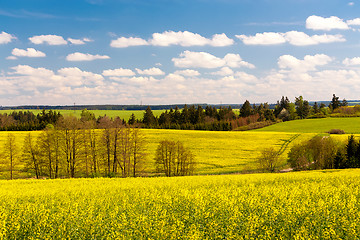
0,110 -> 62,131
143,102 -> 276,131
1,115 -> 197,179
288,135 -> 360,170
2,116 -> 147,179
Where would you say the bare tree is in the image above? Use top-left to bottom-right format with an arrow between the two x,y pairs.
155,140 -> 195,177
3,133 -> 18,180
130,127 -> 147,177
22,133 -> 42,179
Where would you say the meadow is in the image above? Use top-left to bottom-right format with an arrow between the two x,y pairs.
0,109 -> 164,121
1,169 -> 360,239
254,117 -> 360,134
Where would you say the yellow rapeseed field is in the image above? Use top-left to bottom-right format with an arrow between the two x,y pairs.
0,130 -> 314,177
1,169 -> 360,239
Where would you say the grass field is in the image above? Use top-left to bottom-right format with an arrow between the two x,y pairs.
0,109 -> 164,121
253,117 -> 360,134
1,169 -> 360,239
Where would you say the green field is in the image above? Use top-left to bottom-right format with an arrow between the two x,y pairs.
0,109 -> 164,121
253,117 -> 360,133
1,169 -> 360,239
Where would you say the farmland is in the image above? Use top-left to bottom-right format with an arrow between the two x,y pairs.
1,116 -> 359,178
1,169 -> 360,239
0,109 -> 164,121
0,130 -> 313,177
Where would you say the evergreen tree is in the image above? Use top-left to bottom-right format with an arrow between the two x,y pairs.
330,94 -> 341,110
240,100 -> 252,117
143,106 -> 156,127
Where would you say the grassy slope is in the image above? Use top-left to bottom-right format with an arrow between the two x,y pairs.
253,117 -> 360,133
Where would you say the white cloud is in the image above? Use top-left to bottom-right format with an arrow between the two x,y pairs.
278,54 -> 333,72
172,51 -> 254,69
6,56 -> 18,60
110,37 -> 149,48
111,31 -> 234,48
0,31 -> 16,44
211,67 -> 234,76
347,18 -> 360,26
224,53 -> 255,68
66,52 -> 110,61
348,2 -> 354,6
102,68 -> 136,77
236,32 -> 286,45
237,31 -> 345,46
174,69 -> 200,76
306,15 -> 349,31
343,57 -> 360,66
11,48 -> 46,58
210,33 -> 235,47
136,67 -> 165,75
57,67 -> 104,86
150,31 -> 233,47
68,38 -> 92,45
29,34 -> 68,45
172,51 -> 225,68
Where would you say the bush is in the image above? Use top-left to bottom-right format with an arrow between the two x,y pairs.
328,129 -> 345,134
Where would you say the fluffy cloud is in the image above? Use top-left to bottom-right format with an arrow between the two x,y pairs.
150,31 -> 233,47
278,54 -> 333,72
8,65 -> 103,89
347,18 -> 360,26
343,57 -> 360,66
236,32 -> 286,45
236,31 -> 345,46
29,35 -> 68,45
136,67 -> 165,76
11,48 -> 46,58
68,38 -> 92,45
306,15 -> 349,31
110,37 -> 149,48
66,52 -> 110,61
102,68 -> 136,77
172,51 -> 254,69
0,31 -> 16,44
211,67 -> 234,76
111,31 -> 234,48
174,69 -> 200,76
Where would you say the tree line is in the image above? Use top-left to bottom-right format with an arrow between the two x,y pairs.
287,134 -> 360,170
1,115 -> 196,179
0,94 -> 351,132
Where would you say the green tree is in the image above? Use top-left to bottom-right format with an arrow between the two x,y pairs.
330,94 -> 341,111
143,106 -> 157,127
240,100 -> 252,117
258,147 -> 281,172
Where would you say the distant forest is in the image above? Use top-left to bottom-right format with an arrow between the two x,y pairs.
2,98 -> 360,111
0,94 -> 359,131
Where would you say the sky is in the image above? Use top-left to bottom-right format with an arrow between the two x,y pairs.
1,0 -> 360,106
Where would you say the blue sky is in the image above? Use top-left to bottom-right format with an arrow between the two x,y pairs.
1,0 -> 360,106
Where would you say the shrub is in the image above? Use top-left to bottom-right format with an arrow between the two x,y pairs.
328,129 -> 345,134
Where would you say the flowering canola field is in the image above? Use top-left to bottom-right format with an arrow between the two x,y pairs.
1,169 -> 360,239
